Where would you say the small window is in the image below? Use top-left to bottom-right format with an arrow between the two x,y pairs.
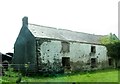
61,41 -> 70,53
91,46 -> 96,53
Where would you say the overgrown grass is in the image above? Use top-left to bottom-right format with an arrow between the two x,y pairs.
1,69 -> 119,83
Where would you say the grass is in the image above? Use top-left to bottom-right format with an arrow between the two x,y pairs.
1,69 -> 119,83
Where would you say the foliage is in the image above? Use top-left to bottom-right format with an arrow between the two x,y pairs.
1,69 -> 118,82
100,34 -> 119,45
106,41 -> 120,59
100,34 -> 120,59
100,33 -> 120,67
100,36 -> 111,44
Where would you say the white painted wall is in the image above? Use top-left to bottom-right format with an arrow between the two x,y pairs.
39,40 -> 108,70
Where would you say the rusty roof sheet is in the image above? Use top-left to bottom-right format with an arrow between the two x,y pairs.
28,23 -> 105,44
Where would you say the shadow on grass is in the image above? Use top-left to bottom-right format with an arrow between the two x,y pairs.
2,68 -> 119,83
26,68 -> 118,79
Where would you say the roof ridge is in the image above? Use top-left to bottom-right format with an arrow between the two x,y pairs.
29,23 -> 105,36
28,23 -> 106,44
58,28 -> 105,36
29,23 -> 58,30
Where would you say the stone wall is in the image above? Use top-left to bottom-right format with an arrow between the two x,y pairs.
36,39 -> 108,73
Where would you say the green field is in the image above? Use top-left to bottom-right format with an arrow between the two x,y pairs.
0,69 -> 119,83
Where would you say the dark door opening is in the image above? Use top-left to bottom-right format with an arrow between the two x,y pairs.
91,58 -> 97,68
108,58 -> 113,66
62,57 -> 70,68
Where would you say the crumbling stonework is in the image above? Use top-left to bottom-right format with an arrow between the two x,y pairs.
34,39 -> 108,73
13,17 -> 111,74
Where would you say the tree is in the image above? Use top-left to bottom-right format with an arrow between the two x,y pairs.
106,42 -> 120,67
100,33 -> 119,45
100,33 -> 120,68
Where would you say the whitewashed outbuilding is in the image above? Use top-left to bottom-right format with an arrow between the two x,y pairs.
13,17 -> 111,73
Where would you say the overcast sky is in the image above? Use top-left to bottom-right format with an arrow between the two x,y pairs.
0,0 -> 119,53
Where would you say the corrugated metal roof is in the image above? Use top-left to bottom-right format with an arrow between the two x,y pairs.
28,23 -> 105,44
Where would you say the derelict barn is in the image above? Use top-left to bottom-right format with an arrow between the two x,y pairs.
13,17 -> 110,73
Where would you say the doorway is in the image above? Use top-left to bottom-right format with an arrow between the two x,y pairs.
62,57 -> 71,73
62,57 -> 70,67
91,58 -> 97,68
108,58 -> 113,66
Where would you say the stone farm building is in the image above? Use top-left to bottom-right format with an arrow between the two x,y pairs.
13,17 -> 113,74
